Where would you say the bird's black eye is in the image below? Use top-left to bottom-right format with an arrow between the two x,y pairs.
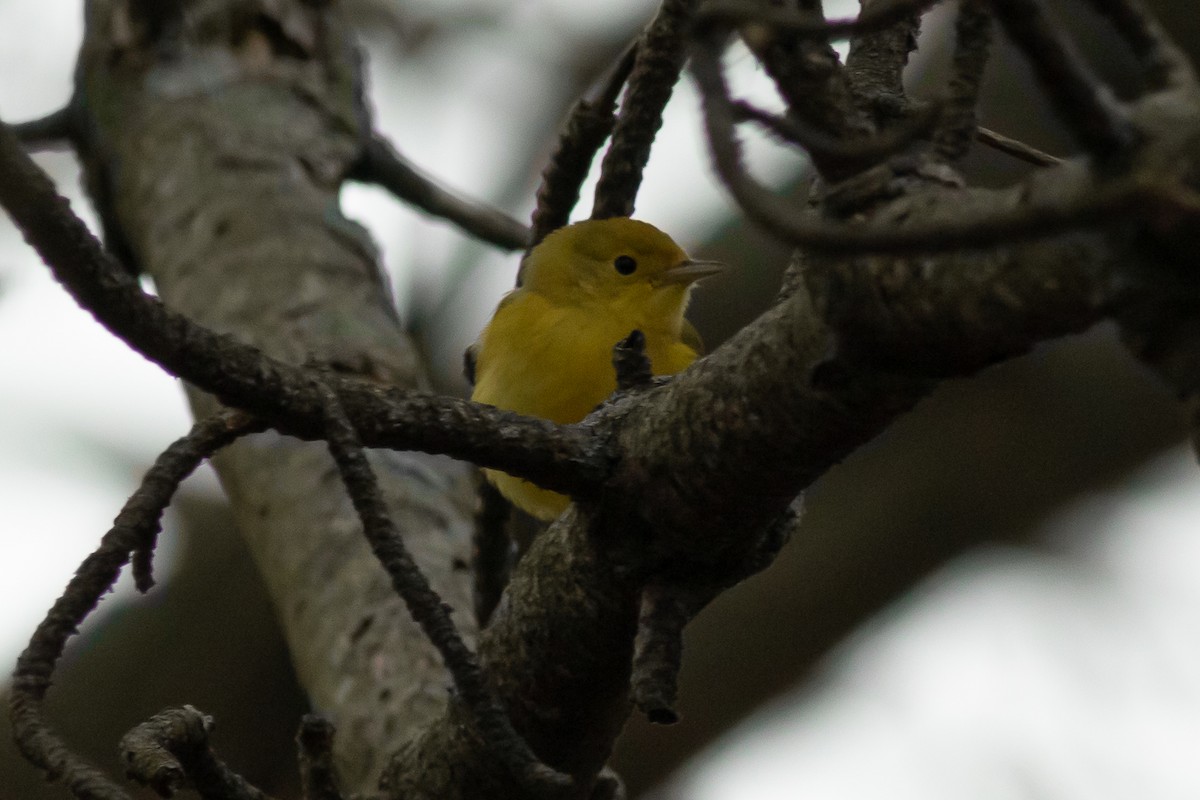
614,255 -> 637,275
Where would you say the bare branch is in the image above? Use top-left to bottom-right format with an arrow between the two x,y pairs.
698,0 -> 946,39
845,0 -> 922,120
351,134 -> 529,251
120,706 -> 274,800
10,412 -> 261,799
934,0 -> 994,162
1082,0 -> 1196,91
691,40 -> 1200,255
732,98 -> 940,170
297,716 -> 345,800
0,120 -> 607,497
975,126 -> 1063,166
10,106 -> 76,152
592,0 -> 701,219
315,378 -> 572,795
472,479 -> 512,628
989,0 -> 1136,160
631,587 -> 686,725
528,44 -> 638,252
612,330 -> 654,392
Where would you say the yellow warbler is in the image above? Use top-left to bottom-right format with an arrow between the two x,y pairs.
469,217 -> 722,520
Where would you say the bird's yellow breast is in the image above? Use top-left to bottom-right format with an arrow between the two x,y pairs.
471,288 -> 699,520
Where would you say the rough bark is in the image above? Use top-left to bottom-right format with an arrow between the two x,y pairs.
75,2 -> 473,792
5,0 -> 1200,798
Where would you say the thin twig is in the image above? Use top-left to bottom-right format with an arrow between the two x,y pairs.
630,586 -> 687,725
691,39 -> 1200,254
732,99 -> 940,169
351,135 -> 529,251
934,0 -> 994,162
612,330 -> 653,392
10,107 -> 76,152
315,379 -> 573,794
9,412 -> 261,800
989,0 -> 1135,161
297,716 -> 344,800
592,0 -> 701,220
975,126 -> 1062,166
1082,0 -> 1196,91
697,0 -> 947,39
472,478 -> 512,628
120,706 -> 275,800
528,44 -> 638,252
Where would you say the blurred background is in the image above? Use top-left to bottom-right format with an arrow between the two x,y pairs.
2,0 -> 1199,798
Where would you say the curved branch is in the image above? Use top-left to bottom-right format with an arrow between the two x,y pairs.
0,121 -> 606,497
528,43 -> 638,252
350,134 -> 530,252
691,40 -> 1200,255
316,379 -> 571,794
10,412 -> 261,800
591,0 -> 701,219
990,0 -> 1136,160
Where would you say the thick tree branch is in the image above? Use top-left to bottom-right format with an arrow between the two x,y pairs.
9,1 -> 1200,799
316,378 -> 570,794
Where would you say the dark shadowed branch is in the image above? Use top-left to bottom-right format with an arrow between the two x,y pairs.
934,0 -> 993,162
528,44 -> 639,253
592,0 -> 700,219
1082,0 -> 1195,91
10,412 -> 262,800
297,716 -> 345,800
315,378 -> 572,795
989,0 -> 1135,160
120,706 -> 274,800
10,106 -> 76,152
350,134 -> 530,252
0,119 -> 607,497
690,38 -> 1200,255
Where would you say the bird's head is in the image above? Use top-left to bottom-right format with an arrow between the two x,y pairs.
521,218 -> 723,319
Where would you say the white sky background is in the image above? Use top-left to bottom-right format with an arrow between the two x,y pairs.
1,1 -> 1199,798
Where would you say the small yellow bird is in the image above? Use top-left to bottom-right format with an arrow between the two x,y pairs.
469,217 -> 723,520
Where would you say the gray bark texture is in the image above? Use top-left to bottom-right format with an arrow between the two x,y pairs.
6,0 -> 1200,798
75,2 -> 475,793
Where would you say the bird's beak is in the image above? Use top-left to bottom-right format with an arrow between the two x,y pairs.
654,259 -> 726,286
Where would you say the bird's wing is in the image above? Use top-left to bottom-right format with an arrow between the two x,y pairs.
681,319 -> 705,356
465,291 -> 521,386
